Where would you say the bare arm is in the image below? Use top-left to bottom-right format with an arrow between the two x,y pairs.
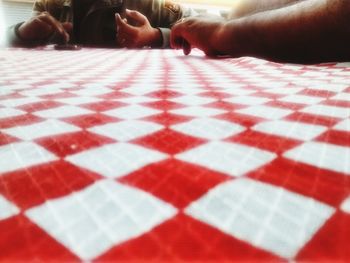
171,0 -> 350,63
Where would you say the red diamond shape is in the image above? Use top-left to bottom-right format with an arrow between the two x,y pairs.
18,101 -> 63,113
147,90 -> 182,99
286,112 -> 339,127
200,91 -> 232,99
40,91 -> 77,100
217,112 -> 263,128
36,130 -> 116,157
143,100 -> 184,111
97,214 -> 282,262
316,130 -> 350,147
0,93 -> 21,100
248,157 -> 350,207
266,100 -> 305,111
324,100 -> 350,108
0,215 -> 79,261
0,134 -> 19,146
63,113 -> 121,129
206,100 -> 245,111
300,89 -> 334,98
144,112 -> 192,126
120,159 -> 230,208
98,91 -> 131,99
296,211 -> 350,261
0,160 -> 100,210
83,100 -> 126,111
132,128 -> 206,155
251,91 -> 285,99
0,114 -> 43,129
226,130 -> 301,154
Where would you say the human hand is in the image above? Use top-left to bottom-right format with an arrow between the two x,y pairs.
18,12 -> 71,43
115,9 -> 162,48
170,17 -> 226,56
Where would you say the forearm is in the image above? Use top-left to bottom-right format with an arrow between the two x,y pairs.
219,0 -> 350,63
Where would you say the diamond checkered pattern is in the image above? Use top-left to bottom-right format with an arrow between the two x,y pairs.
0,46 -> 349,262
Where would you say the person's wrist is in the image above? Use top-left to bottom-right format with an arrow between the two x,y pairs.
213,20 -> 247,57
210,22 -> 228,54
149,28 -> 162,47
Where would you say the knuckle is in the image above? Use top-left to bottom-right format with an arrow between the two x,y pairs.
40,11 -> 49,17
32,18 -> 42,25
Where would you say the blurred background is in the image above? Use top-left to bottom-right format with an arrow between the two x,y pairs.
0,0 -> 236,45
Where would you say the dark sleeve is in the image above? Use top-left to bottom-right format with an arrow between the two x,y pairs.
6,22 -> 32,47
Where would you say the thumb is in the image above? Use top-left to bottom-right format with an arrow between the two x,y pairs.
182,39 -> 191,55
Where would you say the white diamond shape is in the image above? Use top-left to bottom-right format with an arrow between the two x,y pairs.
185,178 -> 335,258
224,96 -> 271,106
0,90 -> 14,96
0,97 -> 43,107
170,106 -> 226,117
66,143 -> 168,178
284,142 -> 350,174
278,95 -> 324,105
0,195 -> 19,220
252,120 -> 327,141
103,105 -> 162,120
216,88 -> 256,96
1,119 -> 81,140
34,105 -> 93,118
71,87 -> 113,96
39,82 -> 76,90
120,84 -> 161,96
25,179 -> 177,260
113,96 -> 159,104
176,141 -> 276,177
89,120 -> 164,141
331,92 -> 350,102
333,119 -> 350,132
54,96 -> 103,105
252,81 -> 289,89
341,196 -> 350,214
20,88 -> 63,97
236,105 -> 293,120
168,87 -> 206,95
0,142 -> 58,174
264,88 -> 304,95
0,84 -> 32,91
0,108 -> 26,119
170,95 -> 216,106
300,105 -> 350,119
171,118 -> 245,140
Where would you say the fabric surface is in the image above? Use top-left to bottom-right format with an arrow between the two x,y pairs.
0,47 -> 349,262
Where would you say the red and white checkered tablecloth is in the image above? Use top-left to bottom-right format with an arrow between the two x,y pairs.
0,46 -> 349,262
